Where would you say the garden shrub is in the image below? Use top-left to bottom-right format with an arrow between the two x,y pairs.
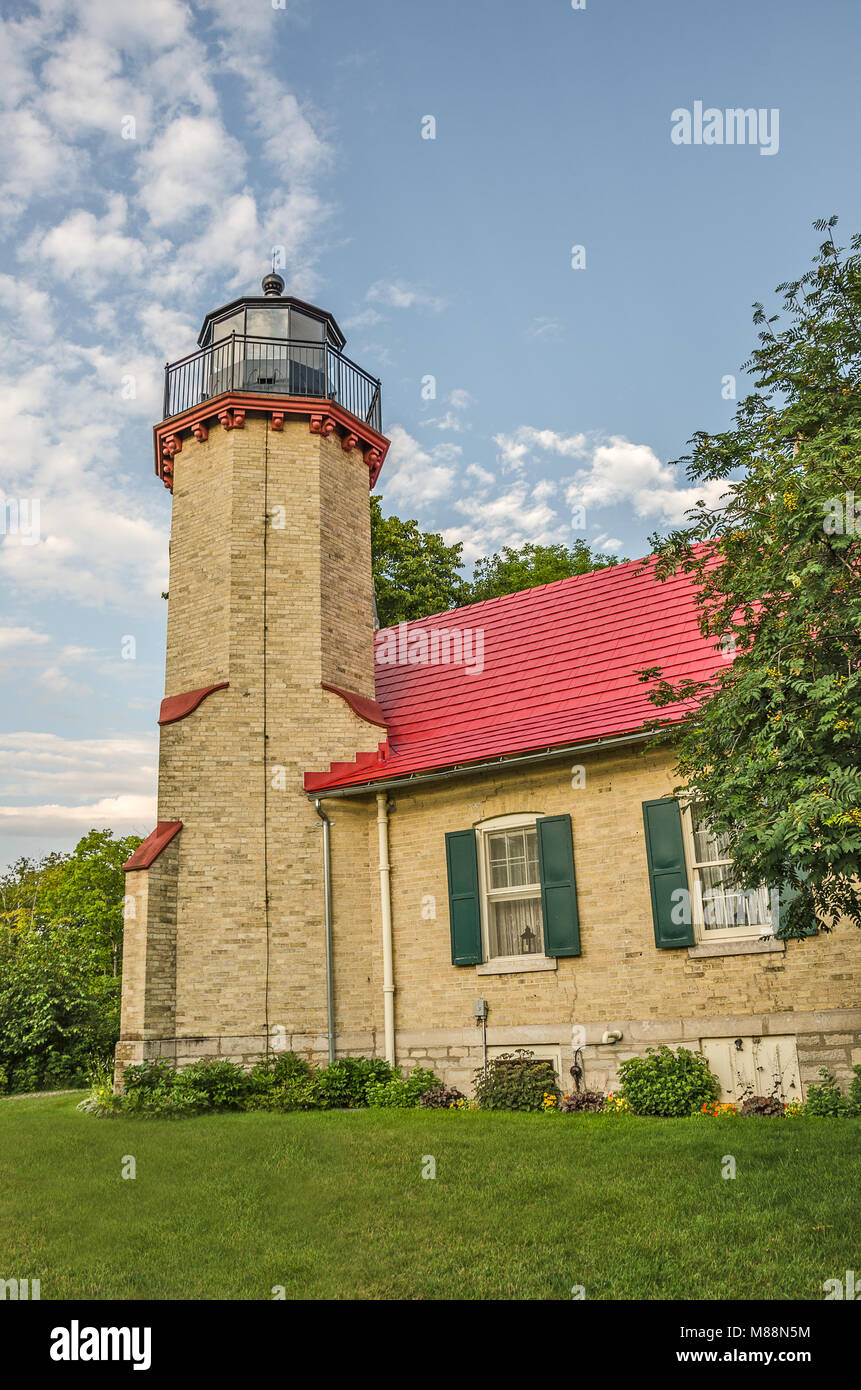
617,1046 -> 719,1117
248,1052 -> 313,1095
739,1094 -> 784,1117
849,1064 -> 861,1114
805,1068 -> 854,1117
246,1075 -> 319,1112
365,1066 -> 439,1108
313,1056 -> 394,1109
472,1050 -> 560,1112
558,1089 -> 605,1113
175,1059 -> 252,1110
418,1084 -> 466,1109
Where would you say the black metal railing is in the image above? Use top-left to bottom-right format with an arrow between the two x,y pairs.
162,334 -> 382,432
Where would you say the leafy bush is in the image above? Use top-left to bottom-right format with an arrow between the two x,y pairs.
418,1084 -> 466,1109
849,1064 -> 861,1114
472,1050 -> 560,1113
739,1094 -> 784,1117
175,1059 -> 252,1111
0,1063 -> 7,1094
558,1090 -> 605,1113
366,1066 -> 439,1108
122,1059 -> 176,1094
246,1075 -> 319,1112
805,1068 -> 854,1117
248,1051 -> 313,1095
75,1055 -> 121,1118
617,1046 -> 719,1117
311,1056 -> 395,1109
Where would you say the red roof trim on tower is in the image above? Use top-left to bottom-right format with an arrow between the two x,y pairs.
321,682 -> 388,729
158,682 -> 229,725
303,550 -> 725,794
123,821 -> 183,871
154,396 -> 389,490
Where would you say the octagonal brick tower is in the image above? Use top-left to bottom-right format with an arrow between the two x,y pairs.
116,274 -> 390,1080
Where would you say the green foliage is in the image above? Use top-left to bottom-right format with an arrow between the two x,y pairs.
365,1066 -> 439,1108
465,541 -> 623,604
312,1056 -> 395,1109
805,1067 -> 856,1117
75,1056 -> 121,1118
641,218 -> 861,937
0,829 -> 140,1091
472,1049 -> 560,1112
849,1064 -> 861,1113
371,503 -> 625,625
617,1046 -> 719,1117
247,1076 -> 319,1112
371,495 -> 466,625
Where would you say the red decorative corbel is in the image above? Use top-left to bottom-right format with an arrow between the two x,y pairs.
218,408 -> 234,430
271,411 -> 285,431
232,408 -> 245,429
341,432 -> 358,453
309,414 -> 323,434
191,422 -> 209,442
365,446 -> 382,469
321,416 -> 337,437
162,461 -> 174,489
163,433 -> 182,459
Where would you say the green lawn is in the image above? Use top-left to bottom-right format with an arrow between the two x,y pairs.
1,1094 -> 858,1300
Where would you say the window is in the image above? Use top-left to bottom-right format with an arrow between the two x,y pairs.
477,815 -> 545,961
683,806 -> 771,941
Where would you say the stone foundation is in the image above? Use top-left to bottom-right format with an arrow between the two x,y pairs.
115,1007 -> 861,1098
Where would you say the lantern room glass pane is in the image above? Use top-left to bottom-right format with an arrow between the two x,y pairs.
246,305 -> 291,339
210,309 -> 244,343
290,309 -> 324,342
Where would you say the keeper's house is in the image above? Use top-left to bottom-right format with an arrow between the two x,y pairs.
117,276 -> 861,1101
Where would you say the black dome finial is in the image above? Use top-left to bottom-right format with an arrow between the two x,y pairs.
262,270 -> 285,297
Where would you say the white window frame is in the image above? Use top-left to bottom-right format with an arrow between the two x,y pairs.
475,813 -> 548,966
681,804 -> 773,943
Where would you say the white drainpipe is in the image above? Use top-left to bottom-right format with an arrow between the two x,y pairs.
376,791 -> 395,1065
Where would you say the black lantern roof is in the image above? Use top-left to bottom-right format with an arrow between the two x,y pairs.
197,274 -> 346,350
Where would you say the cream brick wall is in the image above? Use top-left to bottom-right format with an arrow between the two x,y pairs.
118,411 -> 380,1072
329,743 -> 861,1095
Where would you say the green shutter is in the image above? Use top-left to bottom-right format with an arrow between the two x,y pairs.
445,829 -> 482,965
771,877 -> 818,938
536,814 -> 581,957
642,798 -> 694,948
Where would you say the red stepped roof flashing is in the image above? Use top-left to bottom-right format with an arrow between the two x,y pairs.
123,821 -> 183,871
304,549 -> 722,793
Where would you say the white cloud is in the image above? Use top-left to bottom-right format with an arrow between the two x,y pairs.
565,436 -> 731,524
0,730 -> 157,839
494,425 -> 589,474
0,626 -> 49,651
136,116 -> 246,229
382,425 -> 457,505
366,280 -> 446,313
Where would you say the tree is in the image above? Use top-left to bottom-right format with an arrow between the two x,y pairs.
371,495 -> 466,626
371,499 -> 624,623
0,828 -> 140,1091
465,540 -> 623,604
639,218 -> 861,938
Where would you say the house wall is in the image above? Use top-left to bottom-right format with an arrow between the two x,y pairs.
339,743 -> 861,1097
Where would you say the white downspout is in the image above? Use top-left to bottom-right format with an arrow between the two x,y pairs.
376,791 -> 395,1065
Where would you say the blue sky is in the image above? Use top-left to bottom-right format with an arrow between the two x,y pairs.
1,0 -> 859,867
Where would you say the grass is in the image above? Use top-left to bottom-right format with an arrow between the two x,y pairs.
1,1093 -> 858,1300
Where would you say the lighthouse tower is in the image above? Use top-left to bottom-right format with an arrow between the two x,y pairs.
117,275 -> 390,1079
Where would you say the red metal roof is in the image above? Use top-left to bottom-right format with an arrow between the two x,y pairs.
304,552 -> 720,793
